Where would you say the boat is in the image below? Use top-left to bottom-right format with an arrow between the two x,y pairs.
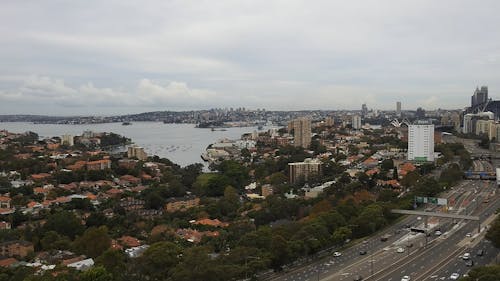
122,122 -> 132,126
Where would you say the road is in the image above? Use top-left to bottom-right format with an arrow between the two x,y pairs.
267,180 -> 495,281
265,136 -> 499,281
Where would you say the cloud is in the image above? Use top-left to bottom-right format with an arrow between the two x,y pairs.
1,1 -> 500,114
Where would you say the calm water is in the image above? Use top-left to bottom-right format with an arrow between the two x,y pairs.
0,122 -> 266,167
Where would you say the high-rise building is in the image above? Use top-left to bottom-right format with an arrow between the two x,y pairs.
396,102 -> 402,117
288,158 -> 322,184
61,134 -> 74,146
352,115 -> 362,130
128,146 -> 148,161
471,86 -> 488,107
408,122 -> 434,162
325,117 -> 334,127
361,104 -> 368,116
292,117 -> 311,148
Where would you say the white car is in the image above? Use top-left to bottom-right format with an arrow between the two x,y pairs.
333,252 -> 342,257
396,247 -> 405,253
434,230 -> 442,236
401,275 -> 411,281
466,233 -> 472,237
462,253 -> 471,260
450,273 -> 460,280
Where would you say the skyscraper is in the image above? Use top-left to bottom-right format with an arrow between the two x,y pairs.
396,101 -> 401,117
408,122 -> 434,162
361,103 -> 368,116
471,86 -> 488,107
292,117 -> 311,148
352,115 -> 362,130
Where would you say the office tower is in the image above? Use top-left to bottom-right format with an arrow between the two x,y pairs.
352,115 -> 362,130
361,103 -> 368,116
61,134 -> 74,146
415,107 -> 426,119
325,117 -> 334,127
396,101 -> 401,117
471,86 -> 488,107
288,158 -> 322,184
128,146 -> 148,161
408,122 -> 434,162
292,117 -> 311,148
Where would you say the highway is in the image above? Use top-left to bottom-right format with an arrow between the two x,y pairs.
266,136 -> 499,281
268,179 -> 496,281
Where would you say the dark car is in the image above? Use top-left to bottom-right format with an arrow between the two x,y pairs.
353,275 -> 363,281
359,250 -> 367,255
465,259 -> 474,267
477,249 -> 484,256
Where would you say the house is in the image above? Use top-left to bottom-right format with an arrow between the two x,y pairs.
0,258 -> 18,267
0,221 -> 11,230
192,218 -> 229,228
165,197 -> 200,213
67,258 -> 94,271
0,196 -> 11,209
86,159 -> 111,171
0,240 -> 34,258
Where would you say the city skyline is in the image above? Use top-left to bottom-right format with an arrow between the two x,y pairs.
1,1 -> 500,114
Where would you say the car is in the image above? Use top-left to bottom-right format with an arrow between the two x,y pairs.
477,249 -> 484,256
466,233 -> 472,237
463,253 -> 471,260
362,240 -> 368,244
401,275 -> 411,281
359,250 -> 367,255
333,252 -> 342,257
450,273 -> 460,280
396,247 -> 405,253
406,243 -> 414,248
434,230 -> 442,236
465,259 -> 474,267
353,275 -> 363,281
417,216 -> 422,221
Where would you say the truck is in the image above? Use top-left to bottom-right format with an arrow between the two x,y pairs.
380,234 -> 391,242
496,168 -> 500,186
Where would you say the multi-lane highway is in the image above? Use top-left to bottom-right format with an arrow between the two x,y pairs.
265,136 -> 499,281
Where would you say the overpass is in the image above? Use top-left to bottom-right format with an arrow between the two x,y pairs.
464,170 -> 496,180
391,209 -> 481,233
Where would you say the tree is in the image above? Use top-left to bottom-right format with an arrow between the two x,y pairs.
44,211 -> 84,239
485,215 -> 500,248
138,241 -> 181,280
332,226 -> 352,245
40,231 -> 71,251
74,226 -> 111,258
461,265 -> 500,281
79,266 -> 113,281
95,249 -> 127,277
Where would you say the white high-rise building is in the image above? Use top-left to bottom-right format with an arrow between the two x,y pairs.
61,134 -> 74,146
408,123 -> 434,162
352,115 -> 362,130
396,101 -> 401,117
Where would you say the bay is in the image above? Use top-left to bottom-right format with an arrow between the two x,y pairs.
0,122 -> 265,167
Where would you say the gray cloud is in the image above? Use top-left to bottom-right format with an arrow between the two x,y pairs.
1,0 -> 500,114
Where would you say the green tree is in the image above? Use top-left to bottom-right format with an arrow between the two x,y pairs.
485,215 -> 500,248
332,226 -> 352,245
74,226 -> 111,258
44,211 -> 84,239
139,241 -> 181,280
79,266 -> 113,281
461,265 -> 500,281
95,249 -> 127,277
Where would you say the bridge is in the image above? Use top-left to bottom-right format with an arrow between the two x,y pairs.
391,209 -> 481,233
464,170 -> 496,180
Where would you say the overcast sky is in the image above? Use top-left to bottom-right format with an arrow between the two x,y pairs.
1,0 -> 500,115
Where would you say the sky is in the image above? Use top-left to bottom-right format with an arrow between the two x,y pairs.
1,0 -> 500,115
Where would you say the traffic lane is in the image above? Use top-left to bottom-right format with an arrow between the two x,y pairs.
273,216 -> 422,281
379,194 -> 499,281
428,239 -> 499,280
270,182 -> 488,281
